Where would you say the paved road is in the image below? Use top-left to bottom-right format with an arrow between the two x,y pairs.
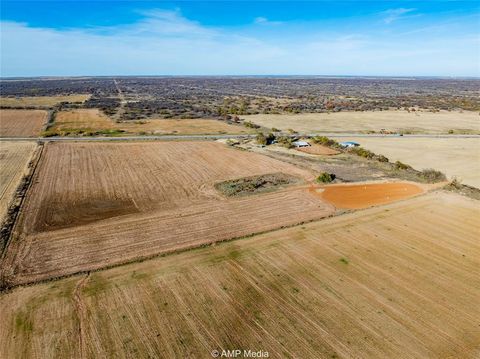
1,133 -> 479,142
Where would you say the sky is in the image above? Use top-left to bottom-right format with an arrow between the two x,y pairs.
1,1 -> 479,77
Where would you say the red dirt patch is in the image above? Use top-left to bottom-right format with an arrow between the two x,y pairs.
310,182 -> 424,209
296,144 -> 339,155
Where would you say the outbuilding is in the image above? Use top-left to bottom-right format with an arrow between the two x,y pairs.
292,140 -> 311,148
339,141 -> 360,148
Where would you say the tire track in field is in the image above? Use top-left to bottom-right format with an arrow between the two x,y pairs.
73,273 -> 90,359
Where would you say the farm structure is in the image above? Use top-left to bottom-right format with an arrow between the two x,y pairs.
339,141 -> 360,148
292,140 -> 311,148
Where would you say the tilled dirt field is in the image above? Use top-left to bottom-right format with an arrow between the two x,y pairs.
1,141 -> 335,285
0,109 -> 48,137
312,182 -> 425,209
0,141 -> 37,223
1,191 -> 478,358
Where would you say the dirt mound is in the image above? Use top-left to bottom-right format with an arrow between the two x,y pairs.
312,182 -> 424,209
296,144 -> 339,155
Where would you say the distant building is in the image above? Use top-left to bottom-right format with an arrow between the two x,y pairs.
292,140 -> 310,148
339,141 -> 360,148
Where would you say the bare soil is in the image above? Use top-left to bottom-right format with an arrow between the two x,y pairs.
312,182 -> 424,209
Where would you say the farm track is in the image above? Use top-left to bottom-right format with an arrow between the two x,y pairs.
73,273 -> 90,359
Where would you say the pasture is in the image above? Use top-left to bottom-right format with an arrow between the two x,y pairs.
0,94 -> 90,107
1,191 -> 478,358
1,141 -> 336,285
243,110 -> 480,134
50,109 -> 253,135
347,137 -> 480,188
0,109 -> 47,137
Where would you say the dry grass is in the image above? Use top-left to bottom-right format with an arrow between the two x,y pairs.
0,110 -> 48,137
0,141 -> 37,223
1,141 -> 335,285
347,137 -> 480,188
243,110 -> 480,134
0,94 -> 90,107
1,191 -> 478,358
51,109 -> 254,135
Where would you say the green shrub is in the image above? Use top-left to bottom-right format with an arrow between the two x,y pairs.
256,133 -> 275,145
394,161 -> 412,170
276,136 -> 294,148
316,172 -> 336,183
349,146 -> 375,159
375,154 -> 389,163
419,168 -> 447,183
244,121 -> 260,129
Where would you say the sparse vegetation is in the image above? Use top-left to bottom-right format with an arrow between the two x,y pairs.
215,173 -> 301,197
244,121 -> 260,129
419,169 -> 447,183
395,161 -> 412,170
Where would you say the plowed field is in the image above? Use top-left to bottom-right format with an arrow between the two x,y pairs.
1,141 -> 335,285
1,191 -> 478,358
0,141 -> 37,223
0,109 -> 47,137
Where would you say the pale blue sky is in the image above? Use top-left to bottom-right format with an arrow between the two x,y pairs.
1,1 -> 479,77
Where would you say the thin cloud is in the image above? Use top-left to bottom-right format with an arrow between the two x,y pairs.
381,8 -> 416,24
254,17 -> 283,25
0,9 -> 478,77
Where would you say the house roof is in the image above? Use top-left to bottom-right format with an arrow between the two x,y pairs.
292,140 -> 310,146
340,141 -> 360,146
